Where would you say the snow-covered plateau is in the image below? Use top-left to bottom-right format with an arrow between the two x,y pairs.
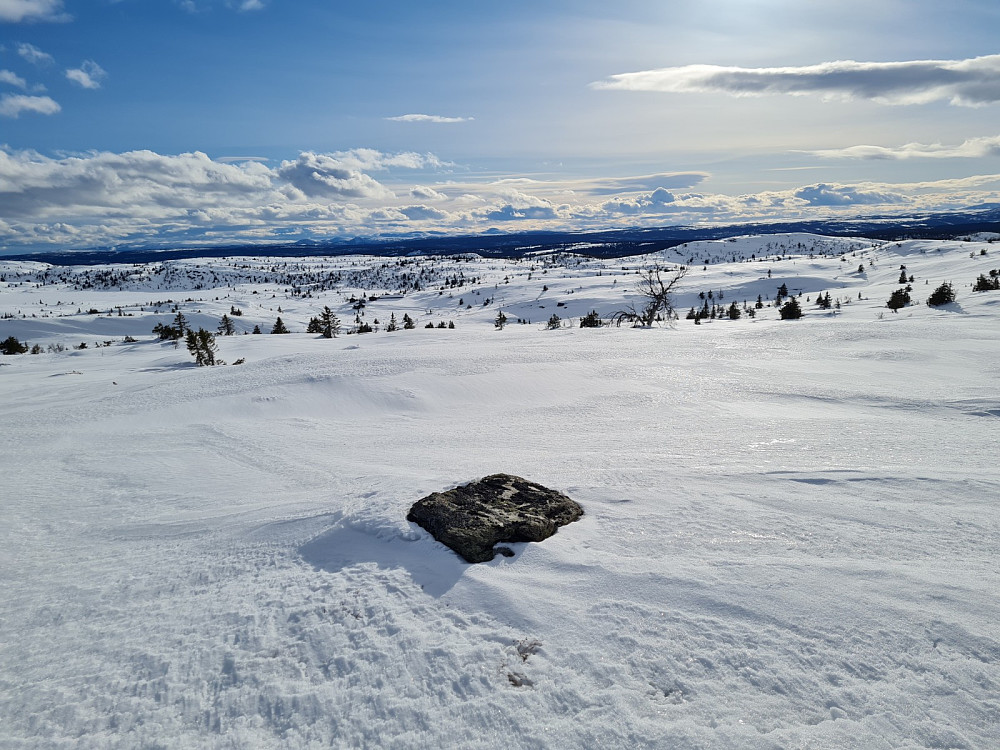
1,234 -> 998,748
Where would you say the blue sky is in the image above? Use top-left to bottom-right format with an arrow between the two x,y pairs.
2,0 -> 1000,251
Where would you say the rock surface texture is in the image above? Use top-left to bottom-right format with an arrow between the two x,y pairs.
406,474 -> 584,563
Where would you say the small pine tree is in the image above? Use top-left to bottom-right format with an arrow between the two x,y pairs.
778,297 -> 802,320
217,314 -> 235,336
448,321 -> 455,329
898,270 -> 909,284
727,302 -> 741,320
386,313 -> 398,332
306,317 -> 323,334
579,310 -> 602,328
886,288 -> 911,310
495,310 -> 508,330
973,273 -> 1000,292
402,313 -> 415,330
252,324 -> 262,334
1,336 -> 28,355
186,328 -> 218,366
320,306 -> 341,338
926,282 -> 955,307
173,312 -> 189,335
152,322 -> 183,341
271,317 -> 289,334
546,314 -> 562,329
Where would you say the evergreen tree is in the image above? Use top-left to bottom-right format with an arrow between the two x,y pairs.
1,336 -> 28,355
448,321 -> 455,329
217,314 -> 235,336
271,317 -> 290,334
926,282 -> 955,307
185,328 -> 218,366
886,288 -> 911,310
402,313 -> 415,330
779,297 -> 803,320
173,312 -> 189,335
546,314 -> 562,329
153,321 -> 184,340
727,302 -> 741,319
495,310 -> 508,329
386,313 -> 398,332
579,310 -> 602,328
973,273 -> 1000,292
252,324 -> 262,334
320,306 -> 341,338
306,317 -> 323,334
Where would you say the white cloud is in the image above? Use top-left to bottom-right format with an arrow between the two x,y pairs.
0,148 -> 276,221
811,135 -> 1000,160
0,70 -> 28,89
2,146 -> 999,252
386,114 -> 473,123
325,148 -> 447,171
276,152 -> 394,200
65,60 -> 107,90
585,172 -> 709,195
399,205 -> 449,221
0,0 -> 68,22
0,93 -> 59,117
17,43 -> 54,66
793,183 -> 908,206
410,185 -> 448,201
592,55 -> 1000,107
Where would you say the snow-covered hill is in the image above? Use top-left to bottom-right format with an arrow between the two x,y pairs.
1,235 -> 998,748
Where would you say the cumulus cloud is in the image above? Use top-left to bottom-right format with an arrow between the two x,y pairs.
277,152 -> 395,200
17,43 -> 54,65
592,55 -> 1000,107
3,146 -> 998,252
410,185 -> 447,200
479,189 -> 561,221
0,70 -> 28,89
0,0 -> 68,22
386,114 -> 473,123
0,93 -> 59,117
399,205 -> 449,221
793,183 -> 907,206
602,187 -> 680,214
65,60 -> 107,90
586,172 -> 708,195
811,134 -> 1000,160
0,148 -> 275,221
326,148 -> 447,171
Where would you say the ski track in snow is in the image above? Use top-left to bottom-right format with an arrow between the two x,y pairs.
1,235 -> 999,748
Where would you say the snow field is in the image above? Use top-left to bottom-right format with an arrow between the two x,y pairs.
1,235 -> 999,748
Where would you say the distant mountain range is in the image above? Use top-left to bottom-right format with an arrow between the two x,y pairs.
8,204 -> 1000,266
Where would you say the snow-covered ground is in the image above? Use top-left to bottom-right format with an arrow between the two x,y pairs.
1,235 -> 999,748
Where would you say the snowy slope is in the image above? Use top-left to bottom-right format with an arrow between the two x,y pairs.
1,236 -> 999,749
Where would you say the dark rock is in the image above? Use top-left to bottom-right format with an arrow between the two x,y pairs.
406,474 -> 584,563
